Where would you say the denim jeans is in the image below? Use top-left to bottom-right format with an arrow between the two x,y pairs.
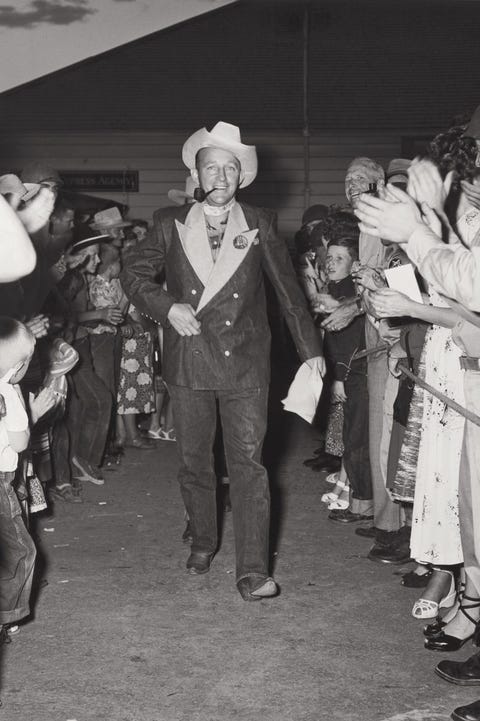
168,384 -> 270,582
66,337 -> 112,467
343,361 -> 372,502
0,471 -> 36,624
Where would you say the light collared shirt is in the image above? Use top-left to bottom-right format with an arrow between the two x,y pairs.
407,223 -> 480,312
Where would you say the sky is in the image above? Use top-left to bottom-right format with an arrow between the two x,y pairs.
0,0 -> 236,93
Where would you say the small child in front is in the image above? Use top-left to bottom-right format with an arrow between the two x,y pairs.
0,317 -> 37,639
323,238 -> 373,523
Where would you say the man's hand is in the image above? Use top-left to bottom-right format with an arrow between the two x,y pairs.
16,187 -> 55,234
167,303 -> 201,336
29,387 -> 58,425
102,306 -> 125,325
305,355 -> 326,377
368,288 -> 413,318
388,355 -> 404,378
407,158 -> 453,213
352,264 -> 386,292
320,298 -> 358,332
354,186 -> 423,244
332,380 -> 347,403
311,293 -> 340,314
460,179 -> 480,211
26,314 -> 49,338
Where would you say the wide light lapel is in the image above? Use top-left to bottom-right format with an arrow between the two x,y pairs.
196,201 -> 258,313
174,203 -> 213,286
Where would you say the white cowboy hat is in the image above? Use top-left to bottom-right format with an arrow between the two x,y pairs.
182,121 -> 258,188
167,176 -> 198,206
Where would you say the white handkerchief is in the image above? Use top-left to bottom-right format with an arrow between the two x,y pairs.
282,361 -> 323,424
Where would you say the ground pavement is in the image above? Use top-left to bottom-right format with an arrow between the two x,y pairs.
0,413 -> 473,721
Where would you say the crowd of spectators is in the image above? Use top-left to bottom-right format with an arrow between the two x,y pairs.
294,105 -> 480,721
3,105 -> 480,721
0,163 -> 176,672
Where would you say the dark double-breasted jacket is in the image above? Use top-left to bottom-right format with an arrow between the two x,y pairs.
121,200 -> 322,390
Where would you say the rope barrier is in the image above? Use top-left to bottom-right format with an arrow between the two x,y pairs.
351,343 -> 388,361
349,344 -> 480,426
397,365 -> 480,427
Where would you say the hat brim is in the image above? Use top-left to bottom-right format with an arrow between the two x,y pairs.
167,189 -> 194,205
70,234 -> 112,253
182,128 -> 258,188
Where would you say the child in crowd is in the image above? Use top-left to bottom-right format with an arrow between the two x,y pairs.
0,318 -> 39,640
322,238 -> 373,523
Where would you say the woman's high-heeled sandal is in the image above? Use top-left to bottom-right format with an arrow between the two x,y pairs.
412,569 -> 456,620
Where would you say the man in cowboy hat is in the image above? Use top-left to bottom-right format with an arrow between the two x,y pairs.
121,121 -> 324,601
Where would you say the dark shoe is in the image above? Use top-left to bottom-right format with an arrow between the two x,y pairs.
426,631 -> 474,652
436,653 -> 480,686
50,484 -> 83,504
368,540 -> 411,565
355,525 -> 377,538
236,576 -> 278,602
182,521 -> 193,544
368,526 -> 411,564
424,619 -> 447,639
186,551 -> 213,575
452,699 -> 480,720
328,509 -> 374,524
401,568 -> 433,588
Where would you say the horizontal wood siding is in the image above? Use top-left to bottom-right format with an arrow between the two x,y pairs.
0,130 -> 410,239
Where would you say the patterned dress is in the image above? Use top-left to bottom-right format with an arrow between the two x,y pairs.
117,325 -> 155,415
409,290 -> 465,566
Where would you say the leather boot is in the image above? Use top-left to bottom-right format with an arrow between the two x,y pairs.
436,652 -> 480,686
452,699 -> 480,720
367,526 -> 411,565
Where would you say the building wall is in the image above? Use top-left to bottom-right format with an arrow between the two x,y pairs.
0,129 -> 422,237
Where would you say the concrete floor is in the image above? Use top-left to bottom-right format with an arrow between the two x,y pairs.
0,410 -> 475,721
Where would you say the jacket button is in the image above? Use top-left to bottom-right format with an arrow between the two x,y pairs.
193,350 -> 201,356
224,350 -> 230,357
191,289 -> 197,295
225,320 -> 231,326
233,292 -> 239,299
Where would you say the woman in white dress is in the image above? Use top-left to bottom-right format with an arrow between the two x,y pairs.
370,126 -> 480,635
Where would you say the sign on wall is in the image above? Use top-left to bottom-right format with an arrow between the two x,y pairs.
60,171 -> 139,192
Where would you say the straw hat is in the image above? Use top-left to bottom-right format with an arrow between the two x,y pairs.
182,121 -> 258,187
91,207 -> 131,231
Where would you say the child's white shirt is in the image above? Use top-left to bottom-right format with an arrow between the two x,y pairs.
0,381 -> 29,472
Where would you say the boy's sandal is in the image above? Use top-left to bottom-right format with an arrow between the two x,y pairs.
147,428 -> 164,439
158,428 -> 176,442
325,472 -> 340,485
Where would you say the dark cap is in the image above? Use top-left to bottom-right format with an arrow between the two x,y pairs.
386,158 -> 411,183
302,204 -> 329,226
